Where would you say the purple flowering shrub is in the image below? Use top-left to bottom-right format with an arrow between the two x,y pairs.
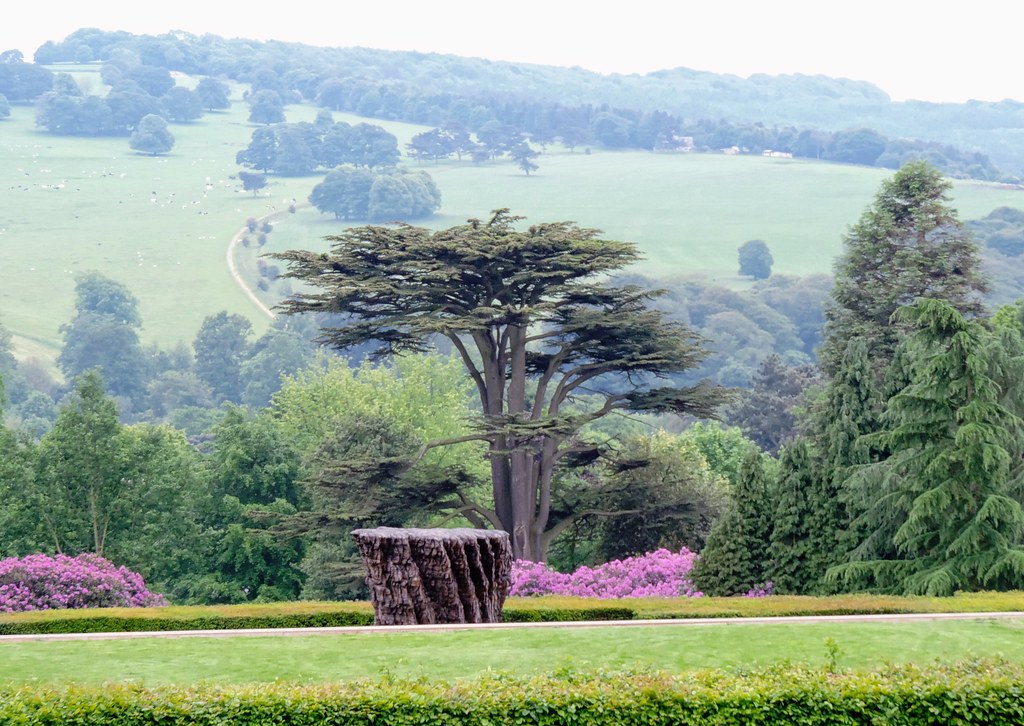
743,582 -> 774,598
510,547 -> 703,598
0,553 -> 167,612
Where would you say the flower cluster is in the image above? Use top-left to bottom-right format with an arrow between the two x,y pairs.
743,582 -> 774,598
510,548 -> 703,598
0,553 -> 167,612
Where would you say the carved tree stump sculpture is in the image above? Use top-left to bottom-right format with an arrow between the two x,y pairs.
352,527 -> 512,625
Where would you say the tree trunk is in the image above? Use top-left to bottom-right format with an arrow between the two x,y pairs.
352,527 -> 512,626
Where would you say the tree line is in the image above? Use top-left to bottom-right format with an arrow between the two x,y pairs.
694,161 -> 1024,596
29,28 -> 1024,176
3,30 -> 1009,181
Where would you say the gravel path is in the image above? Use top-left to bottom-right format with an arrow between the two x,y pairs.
2,611 -> 1021,643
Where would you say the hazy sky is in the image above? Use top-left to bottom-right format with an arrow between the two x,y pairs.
3,0 -> 1019,104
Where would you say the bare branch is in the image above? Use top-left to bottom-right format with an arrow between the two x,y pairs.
446,332 -> 486,401
541,508 -> 642,549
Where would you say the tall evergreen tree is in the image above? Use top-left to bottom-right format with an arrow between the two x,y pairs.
817,339 -> 881,475
767,439 -> 818,593
831,299 -> 1024,594
819,161 -> 986,380
691,449 -> 773,596
811,338 -> 882,576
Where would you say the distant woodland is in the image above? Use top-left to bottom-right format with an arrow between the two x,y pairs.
1,28 -> 1021,179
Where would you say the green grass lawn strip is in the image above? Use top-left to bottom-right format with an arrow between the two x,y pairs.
1,618 -> 1022,685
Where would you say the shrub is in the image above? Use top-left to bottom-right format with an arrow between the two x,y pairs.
0,554 -> 167,612
4,661 -> 1024,724
511,548 -> 702,598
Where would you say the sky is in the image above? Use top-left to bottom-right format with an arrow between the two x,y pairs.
3,0 -> 1021,104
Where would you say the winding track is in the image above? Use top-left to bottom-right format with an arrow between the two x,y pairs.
226,222 -> 275,320
226,213 -> 276,321
2,611 -> 1022,642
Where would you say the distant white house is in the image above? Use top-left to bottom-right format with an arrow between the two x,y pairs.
762,150 -> 794,158
721,146 -> 741,155
654,134 -> 695,153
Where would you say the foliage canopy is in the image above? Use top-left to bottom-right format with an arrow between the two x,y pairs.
274,210 -> 729,560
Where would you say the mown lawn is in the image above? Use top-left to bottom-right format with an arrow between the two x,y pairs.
2,617 -> 1023,685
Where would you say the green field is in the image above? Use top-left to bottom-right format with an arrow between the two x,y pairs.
4,83 -> 1024,363
2,617 -> 1022,685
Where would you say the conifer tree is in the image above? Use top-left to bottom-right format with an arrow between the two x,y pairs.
273,210 -> 730,561
820,161 -> 986,380
817,338 -> 880,475
810,338 -> 882,579
831,299 -> 1024,594
691,449 -> 772,596
767,439 -> 818,593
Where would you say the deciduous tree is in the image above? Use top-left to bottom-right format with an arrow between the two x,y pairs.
58,272 -> 147,403
129,114 -> 174,155
247,89 -> 285,125
193,311 -> 253,404
160,86 -> 202,122
33,371 -> 124,556
236,127 -> 277,173
238,170 -> 267,196
737,239 -> 773,279
597,431 -> 728,560
195,77 -> 230,111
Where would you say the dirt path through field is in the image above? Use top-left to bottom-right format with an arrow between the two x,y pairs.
2,611 -> 1021,642
226,222 -> 275,320
226,201 -> 315,321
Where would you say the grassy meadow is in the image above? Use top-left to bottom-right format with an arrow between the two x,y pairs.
2,593 -> 1024,685
2,617 -> 1023,685
4,73 -> 1024,365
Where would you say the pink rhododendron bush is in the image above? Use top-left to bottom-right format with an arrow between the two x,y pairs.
0,553 -> 167,612
510,547 -> 703,598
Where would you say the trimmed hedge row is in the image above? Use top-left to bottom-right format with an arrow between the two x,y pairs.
0,606 -> 635,635
2,661 -> 1023,724
0,610 -> 373,635
502,606 -> 635,622
3,590 -> 1023,635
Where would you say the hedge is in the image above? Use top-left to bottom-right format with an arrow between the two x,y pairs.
0,604 -> 634,635
2,661 -> 1023,724
0,608 -> 373,635
3,591 -> 1023,635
